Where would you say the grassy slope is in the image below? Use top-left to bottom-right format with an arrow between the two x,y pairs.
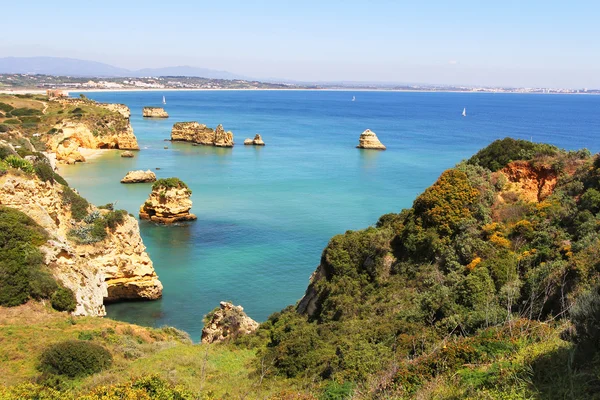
0,302 -> 297,398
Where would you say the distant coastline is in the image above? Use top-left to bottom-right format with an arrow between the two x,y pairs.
2,87 -> 599,95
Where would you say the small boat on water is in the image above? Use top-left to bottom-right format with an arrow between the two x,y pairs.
352,96 -> 356,102
162,96 -> 166,105
462,107 -> 466,117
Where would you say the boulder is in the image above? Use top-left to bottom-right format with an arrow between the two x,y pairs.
121,170 -> 157,184
121,151 -> 134,158
139,178 -> 197,223
356,129 -> 386,150
201,301 -> 259,344
244,134 -> 265,146
143,107 -> 169,118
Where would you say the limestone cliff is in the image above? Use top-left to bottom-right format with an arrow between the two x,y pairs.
143,107 -> 169,118
357,129 -> 386,150
121,170 -> 157,184
139,178 -> 197,223
498,161 -> 558,203
0,173 -> 162,316
170,122 -> 234,147
201,302 -> 259,343
42,100 -> 139,164
244,134 -> 265,146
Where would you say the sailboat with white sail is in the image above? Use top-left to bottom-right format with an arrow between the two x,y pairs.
462,107 -> 466,117
162,96 -> 166,105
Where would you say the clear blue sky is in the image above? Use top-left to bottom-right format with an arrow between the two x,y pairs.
2,0 -> 599,87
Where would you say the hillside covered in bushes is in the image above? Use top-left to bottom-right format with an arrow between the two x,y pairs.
1,138 -> 600,399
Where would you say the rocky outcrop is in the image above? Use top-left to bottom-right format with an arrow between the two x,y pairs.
171,122 -> 214,143
121,151 -> 135,158
121,170 -> 157,184
170,122 -> 234,147
214,124 -> 234,147
0,173 -> 162,316
143,107 -> 169,118
201,302 -> 259,344
54,138 -> 86,164
244,134 -> 265,146
357,129 -> 386,150
139,178 -> 197,223
43,101 -> 139,164
47,119 -> 139,164
498,161 -> 558,203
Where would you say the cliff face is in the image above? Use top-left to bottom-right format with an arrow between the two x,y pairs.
170,122 -> 234,147
499,161 -> 558,202
357,129 -> 386,150
0,174 -> 162,316
143,107 -> 169,118
43,102 -> 139,164
139,183 -> 197,223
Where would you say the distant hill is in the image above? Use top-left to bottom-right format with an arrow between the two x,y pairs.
0,57 -> 247,79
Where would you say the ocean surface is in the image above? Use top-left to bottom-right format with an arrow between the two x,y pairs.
59,90 -> 600,341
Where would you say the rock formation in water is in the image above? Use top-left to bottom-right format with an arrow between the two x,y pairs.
139,178 -> 197,223
201,301 -> 259,344
213,124 -> 234,147
121,151 -> 135,158
121,170 -> 157,184
170,122 -> 234,147
244,134 -> 265,146
356,129 -> 386,150
143,107 -> 169,118
171,122 -> 214,143
0,173 -> 162,316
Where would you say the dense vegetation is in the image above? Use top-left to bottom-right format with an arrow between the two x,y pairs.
152,177 -> 190,192
0,207 -> 75,312
2,137 -> 600,399
39,340 -> 113,378
233,138 -> 600,398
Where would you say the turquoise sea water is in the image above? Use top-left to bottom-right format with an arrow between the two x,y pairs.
59,90 -> 600,340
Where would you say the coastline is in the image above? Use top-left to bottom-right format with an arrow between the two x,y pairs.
1,87 -> 597,95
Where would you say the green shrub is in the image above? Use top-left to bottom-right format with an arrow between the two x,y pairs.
0,207 -> 48,307
0,124 -> 10,132
467,138 -> 559,171
98,203 -> 114,210
10,107 -> 42,116
53,172 -> 69,186
34,162 -> 55,183
152,177 -> 190,193
104,209 -> 126,230
71,107 -> 85,114
39,340 -> 112,378
19,116 -> 41,123
4,155 -> 34,173
0,145 -> 14,159
0,101 -> 14,112
3,118 -> 21,125
320,381 -> 354,400
51,287 -> 76,312
61,187 -> 89,221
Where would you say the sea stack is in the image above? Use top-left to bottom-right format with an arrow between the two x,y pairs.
356,129 -> 386,150
171,122 -> 234,147
244,134 -> 265,146
139,178 -> 197,223
201,302 -> 259,344
143,107 -> 169,118
121,150 -> 135,158
120,170 -> 157,184
214,124 -> 234,147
